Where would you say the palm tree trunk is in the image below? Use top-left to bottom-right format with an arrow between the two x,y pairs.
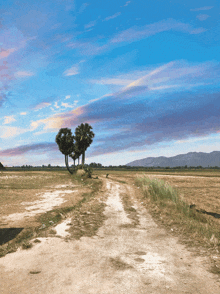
82,150 -> 85,165
65,155 -> 73,174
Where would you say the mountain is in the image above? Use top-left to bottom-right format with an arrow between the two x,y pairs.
126,151 -> 220,168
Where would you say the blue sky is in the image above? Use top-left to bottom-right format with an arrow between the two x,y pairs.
0,0 -> 220,166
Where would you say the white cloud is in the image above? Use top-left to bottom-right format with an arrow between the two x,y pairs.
65,95 -> 71,99
54,102 -> 60,109
34,102 -> 51,110
196,14 -> 210,21
103,12 -> 121,21
3,115 -> 16,124
91,78 -> 134,86
64,65 -> 79,76
61,101 -> 78,108
20,112 -> 27,115
84,20 -> 97,29
15,71 -> 34,77
123,1 -> 131,7
0,126 -> 28,138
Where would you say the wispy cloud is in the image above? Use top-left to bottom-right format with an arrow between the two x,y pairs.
3,115 -> 16,124
20,112 -> 27,115
0,48 -> 16,59
84,20 -> 97,29
64,65 -> 79,76
0,126 -> 28,139
123,1 -> 131,7
111,19 -> 206,43
28,61 -> 220,153
68,19 -> 206,57
196,14 -> 210,21
34,102 -> 51,111
190,6 -> 213,11
103,12 -> 121,21
15,71 -> 34,77
65,95 -> 71,99
0,142 -> 57,156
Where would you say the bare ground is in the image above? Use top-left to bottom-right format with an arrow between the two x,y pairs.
0,178 -> 220,293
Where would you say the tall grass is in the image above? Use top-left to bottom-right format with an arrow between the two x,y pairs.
136,176 -> 220,246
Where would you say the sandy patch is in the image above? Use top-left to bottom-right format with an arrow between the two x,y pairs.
55,218 -> 72,237
2,190 -> 78,222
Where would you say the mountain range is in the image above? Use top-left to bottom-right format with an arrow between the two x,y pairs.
126,151 -> 220,168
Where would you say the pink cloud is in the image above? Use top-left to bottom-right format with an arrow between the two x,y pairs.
0,48 -> 16,59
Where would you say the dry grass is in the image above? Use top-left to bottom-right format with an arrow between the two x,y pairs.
135,174 -> 220,272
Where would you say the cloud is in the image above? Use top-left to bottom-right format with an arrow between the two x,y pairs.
63,65 -> 79,76
190,6 -> 213,11
0,126 -> 28,139
91,78 -> 134,86
15,71 -> 34,77
111,19 -> 206,43
123,1 -> 131,7
67,19 -> 206,57
0,142 -> 57,157
20,112 -> 27,115
0,48 -> 16,59
3,115 -> 16,124
61,101 -> 78,109
65,95 -> 71,99
34,102 -> 51,111
28,61 -> 220,153
84,20 -> 97,29
196,14 -> 210,21
103,12 -> 121,21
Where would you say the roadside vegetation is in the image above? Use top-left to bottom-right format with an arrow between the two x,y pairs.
135,175 -> 220,273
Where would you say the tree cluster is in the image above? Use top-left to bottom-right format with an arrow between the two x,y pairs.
0,162 -> 5,170
55,123 -> 95,174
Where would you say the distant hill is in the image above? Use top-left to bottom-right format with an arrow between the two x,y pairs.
126,151 -> 220,168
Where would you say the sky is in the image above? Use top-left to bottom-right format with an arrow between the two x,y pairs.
0,0 -> 220,167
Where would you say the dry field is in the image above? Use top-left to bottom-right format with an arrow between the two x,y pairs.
0,171 -> 87,228
101,169 -> 220,219
1,170 -> 220,293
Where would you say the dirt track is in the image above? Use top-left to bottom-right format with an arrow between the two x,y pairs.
0,179 -> 220,293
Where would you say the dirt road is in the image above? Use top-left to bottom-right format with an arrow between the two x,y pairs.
0,179 -> 220,293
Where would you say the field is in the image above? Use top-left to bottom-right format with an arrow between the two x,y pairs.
1,169 -> 220,292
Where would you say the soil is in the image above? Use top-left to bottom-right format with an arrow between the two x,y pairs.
0,178 -> 220,293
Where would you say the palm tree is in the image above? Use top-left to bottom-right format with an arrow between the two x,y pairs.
55,128 -> 75,174
74,123 -> 95,165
